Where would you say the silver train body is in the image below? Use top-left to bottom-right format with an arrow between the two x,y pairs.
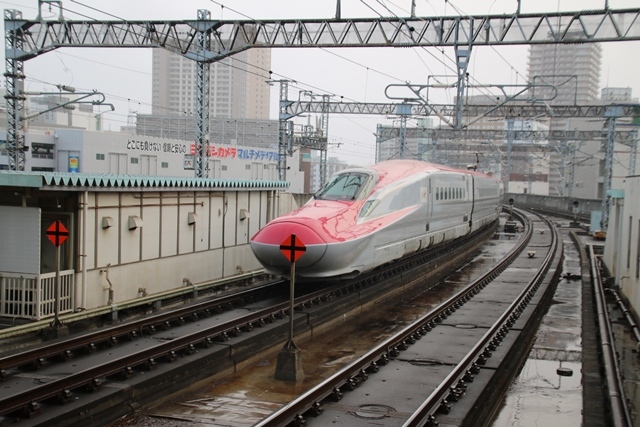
250,160 -> 504,279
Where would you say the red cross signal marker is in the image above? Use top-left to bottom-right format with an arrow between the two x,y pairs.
46,220 -> 69,247
279,234 -> 306,263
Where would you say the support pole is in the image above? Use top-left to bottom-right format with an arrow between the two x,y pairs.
630,128 -> 638,176
602,106 -> 621,230
399,114 -> 408,159
454,21 -> 473,129
54,245 -> 61,327
275,261 -> 304,381
505,118 -> 515,193
5,9 -> 26,171
273,80 -> 292,182
195,9 -> 212,178
287,262 -> 296,347
43,244 -> 68,339
319,94 -> 330,187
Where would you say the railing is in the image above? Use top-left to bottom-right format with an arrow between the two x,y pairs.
0,271 -> 74,320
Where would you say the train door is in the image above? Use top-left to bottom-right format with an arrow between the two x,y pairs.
468,175 -> 475,227
426,178 -> 433,229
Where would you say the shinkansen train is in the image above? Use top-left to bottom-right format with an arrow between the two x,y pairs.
250,159 -> 503,279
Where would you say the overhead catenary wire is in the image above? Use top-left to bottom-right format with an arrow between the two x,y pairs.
60,1 -> 401,105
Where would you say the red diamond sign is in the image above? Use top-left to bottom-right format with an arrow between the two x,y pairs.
46,220 -> 69,247
279,234 -> 306,263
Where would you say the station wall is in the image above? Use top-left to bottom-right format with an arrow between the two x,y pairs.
80,188 -> 273,309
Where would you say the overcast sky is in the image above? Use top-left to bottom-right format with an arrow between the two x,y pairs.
3,0 -> 639,166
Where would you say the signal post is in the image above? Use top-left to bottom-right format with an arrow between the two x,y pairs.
274,234 -> 306,381
43,220 -> 70,340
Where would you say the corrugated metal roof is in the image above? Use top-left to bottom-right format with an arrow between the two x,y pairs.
0,171 -> 289,190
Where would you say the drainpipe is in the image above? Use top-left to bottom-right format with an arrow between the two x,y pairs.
100,263 -> 114,305
81,191 -> 88,309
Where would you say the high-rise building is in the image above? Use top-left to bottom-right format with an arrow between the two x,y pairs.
528,36 -> 602,105
151,48 -> 271,120
527,37 -> 602,196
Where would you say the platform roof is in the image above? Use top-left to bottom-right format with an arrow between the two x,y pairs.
0,171 -> 289,191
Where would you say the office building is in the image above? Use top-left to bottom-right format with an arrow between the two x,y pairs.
152,47 -> 271,120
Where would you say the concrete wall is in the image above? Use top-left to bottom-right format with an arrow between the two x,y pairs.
505,192 -> 601,220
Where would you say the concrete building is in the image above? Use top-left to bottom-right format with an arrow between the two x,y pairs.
601,87 -> 637,103
376,118 -> 434,163
301,150 -> 353,194
503,119 -> 551,195
0,127 -> 306,193
135,114 -> 278,151
603,176 -> 640,319
152,48 -> 271,120
26,94 -> 103,131
528,37 -> 603,196
0,172 -> 289,319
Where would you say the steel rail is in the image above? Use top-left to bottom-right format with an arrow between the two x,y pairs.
0,217 -> 493,380
0,217 -> 500,419
256,208 -> 536,426
589,245 -> 633,427
0,291 -> 300,417
404,211 -> 559,426
0,270 -> 267,340
0,281 -> 284,377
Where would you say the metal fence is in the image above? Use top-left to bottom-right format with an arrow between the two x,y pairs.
0,271 -> 74,320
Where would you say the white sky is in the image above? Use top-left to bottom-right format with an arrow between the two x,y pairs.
3,0 -> 639,166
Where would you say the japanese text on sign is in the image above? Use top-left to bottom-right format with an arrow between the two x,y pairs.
189,145 -> 279,161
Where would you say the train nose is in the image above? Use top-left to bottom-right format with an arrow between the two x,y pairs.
250,221 -> 327,270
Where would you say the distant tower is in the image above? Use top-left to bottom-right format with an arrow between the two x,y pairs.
152,48 -> 271,120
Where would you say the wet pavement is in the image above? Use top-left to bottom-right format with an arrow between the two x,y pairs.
112,224 -> 518,426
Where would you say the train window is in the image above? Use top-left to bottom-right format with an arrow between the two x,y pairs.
315,172 -> 371,201
359,180 -> 422,220
359,199 -> 379,218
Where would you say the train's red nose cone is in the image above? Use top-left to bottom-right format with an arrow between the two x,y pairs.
251,221 -> 326,246
250,221 -> 327,270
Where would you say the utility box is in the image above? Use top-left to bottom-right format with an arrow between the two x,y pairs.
504,221 -> 518,233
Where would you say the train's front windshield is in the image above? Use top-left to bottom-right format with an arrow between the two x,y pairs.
315,172 -> 371,201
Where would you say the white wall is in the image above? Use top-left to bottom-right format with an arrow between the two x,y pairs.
80,188 -> 275,309
604,176 -> 640,317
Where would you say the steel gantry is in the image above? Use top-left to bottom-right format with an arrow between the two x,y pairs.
4,4 -> 640,176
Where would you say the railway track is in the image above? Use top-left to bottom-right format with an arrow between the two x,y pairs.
0,216 -> 498,427
256,207 -> 564,426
